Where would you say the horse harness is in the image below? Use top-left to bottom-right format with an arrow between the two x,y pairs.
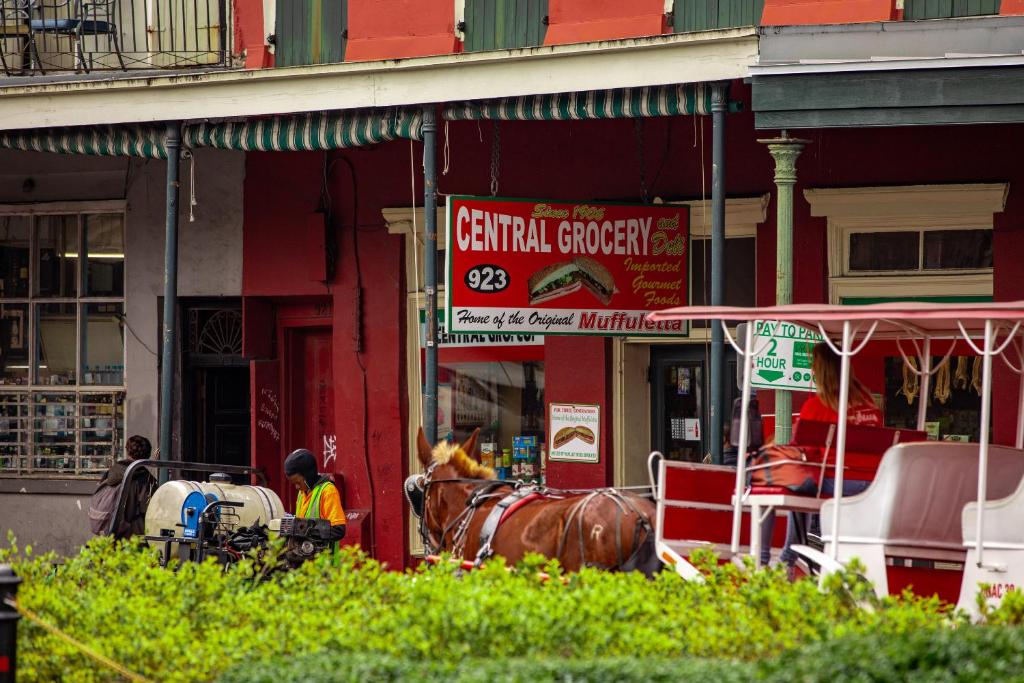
405,463 -> 513,557
406,466 -> 654,570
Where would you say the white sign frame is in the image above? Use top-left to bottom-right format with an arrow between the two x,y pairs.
548,402 -> 600,463
750,320 -> 823,392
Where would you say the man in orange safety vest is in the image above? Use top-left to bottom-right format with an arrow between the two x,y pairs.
284,448 -> 347,544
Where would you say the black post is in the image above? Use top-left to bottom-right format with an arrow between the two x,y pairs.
422,106 -> 439,445
709,81 -> 729,464
0,565 -> 22,683
159,122 -> 182,480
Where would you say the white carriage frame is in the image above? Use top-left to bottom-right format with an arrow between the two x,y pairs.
647,301 -> 1024,584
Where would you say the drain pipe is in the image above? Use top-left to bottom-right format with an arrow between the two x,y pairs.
158,122 -> 182,480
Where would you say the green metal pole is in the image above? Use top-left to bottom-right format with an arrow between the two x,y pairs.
709,81 -> 729,464
759,132 -> 808,445
422,106 -> 439,445
159,122 -> 182,480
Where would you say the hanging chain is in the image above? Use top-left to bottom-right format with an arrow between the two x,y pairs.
634,118 -> 648,204
442,119 -> 451,176
490,120 -> 501,197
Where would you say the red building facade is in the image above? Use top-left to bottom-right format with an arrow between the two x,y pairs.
238,91 -> 1024,567
2,0 -> 1022,563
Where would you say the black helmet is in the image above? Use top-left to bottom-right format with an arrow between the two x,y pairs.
284,448 -> 318,488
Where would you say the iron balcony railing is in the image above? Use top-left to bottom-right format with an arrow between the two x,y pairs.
0,0 -> 229,76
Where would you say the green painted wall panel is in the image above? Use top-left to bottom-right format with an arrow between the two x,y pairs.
904,0 -> 999,19
464,0 -> 548,52
274,0 -> 347,67
673,0 -> 764,33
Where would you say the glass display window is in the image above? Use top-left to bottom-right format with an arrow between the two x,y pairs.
0,207 -> 126,478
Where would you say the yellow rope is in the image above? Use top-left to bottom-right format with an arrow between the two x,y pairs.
900,357 -> 920,405
934,361 -> 951,405
3,597 -> 154,683
972,356 -> 983,395
955,356 -> 970,390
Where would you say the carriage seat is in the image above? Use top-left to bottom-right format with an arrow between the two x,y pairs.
792,419 -> 928,482
958,447 -> 1024,616
746,420 -> 927,497
962,452 -> 1024,549
822,442 -> 1024,552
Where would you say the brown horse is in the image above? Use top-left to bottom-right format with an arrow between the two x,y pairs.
407,428 -> 661,575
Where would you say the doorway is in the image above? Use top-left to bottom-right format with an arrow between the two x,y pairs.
285,326 -> 336,473
650,345 -> 738,463
181,301 -> 249,476
194,366 -> 249,468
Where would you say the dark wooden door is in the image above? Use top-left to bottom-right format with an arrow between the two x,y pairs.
200,367 -> 250,470
286,327 -> 336,476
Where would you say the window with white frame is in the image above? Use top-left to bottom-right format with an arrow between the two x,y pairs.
0,205 -> 126,478
805,184 -> 1006,304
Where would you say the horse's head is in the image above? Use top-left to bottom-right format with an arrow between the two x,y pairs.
405,427 -> 495,554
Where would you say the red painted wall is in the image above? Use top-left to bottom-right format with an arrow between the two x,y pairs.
232,0 -> 272,68
762,0 -> 896,25
544,337 -> 614,487
545,0 -> 667,45
993,174 -> 1024,445
244,149 -> 409,568
346,0 -> 459,61
1001,0 -> 1024,14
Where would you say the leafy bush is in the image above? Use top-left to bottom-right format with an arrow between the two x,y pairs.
0,537 -> 960,682
218,653 -> 755,683
761,626 -> 1024,683
223,627 -> 1024,683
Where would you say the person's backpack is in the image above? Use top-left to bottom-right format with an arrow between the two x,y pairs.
747,444 -> 820,490
88,483 -> 119,535
731,396 -> 764,451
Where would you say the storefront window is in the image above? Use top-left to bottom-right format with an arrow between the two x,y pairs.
37,303 -> 77,386
0,302 -> 28,385
849,232 -> 919,271
433,360 -> 545,452
923,230 -> 992,270
37,215 -> 78,297
0,216 -> 30,298
84,214 -> 125,297
884,356 -> 982,441
848,228 -> 992,273
0,209 -> 126,478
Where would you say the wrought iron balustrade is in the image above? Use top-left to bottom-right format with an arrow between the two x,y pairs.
0,0 -> 228,75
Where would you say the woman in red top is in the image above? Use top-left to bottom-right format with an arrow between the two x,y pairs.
798,342 -> 881,427
761,342 -> 881,569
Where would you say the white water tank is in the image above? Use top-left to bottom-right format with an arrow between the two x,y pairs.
145,474 -> 285,541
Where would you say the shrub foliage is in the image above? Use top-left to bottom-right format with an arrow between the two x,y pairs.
0,536 -> 1012,683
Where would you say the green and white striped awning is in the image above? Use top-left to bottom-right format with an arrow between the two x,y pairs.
186,108 -> 423,153
0,107 -> 423,159
444,83 -> 712,121
0,124 -> 168,158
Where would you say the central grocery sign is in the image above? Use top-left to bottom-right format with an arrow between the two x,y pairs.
445,196 -> 689,336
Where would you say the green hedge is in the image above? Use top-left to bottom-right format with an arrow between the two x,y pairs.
218,654 -> 755,683
221,627 -> 1024,683
0,535 -> 1002,682
763,626 -> 1024,683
